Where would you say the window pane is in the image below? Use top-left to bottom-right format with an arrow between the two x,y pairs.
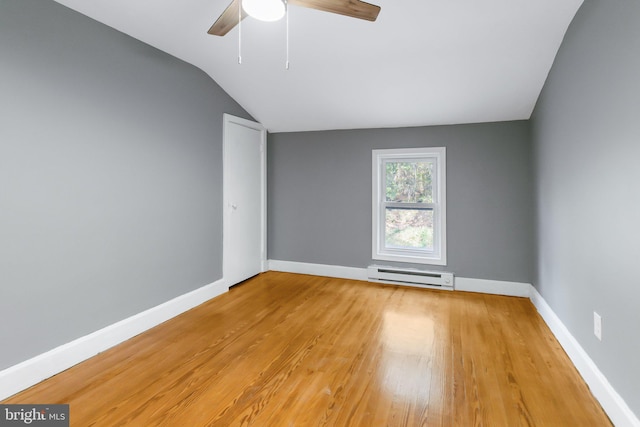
385,161 -> 434,203
385,208 -> 434,251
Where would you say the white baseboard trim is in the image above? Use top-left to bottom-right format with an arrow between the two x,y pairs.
0,279 -> 228,401
530,287 -> 640,427
3,261 -> 636,426
268,260 -> 531,297
268,260 -> 368,281
454,277 -> 532,298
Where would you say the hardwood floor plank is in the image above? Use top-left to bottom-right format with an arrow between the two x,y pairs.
3,272 -> 612,426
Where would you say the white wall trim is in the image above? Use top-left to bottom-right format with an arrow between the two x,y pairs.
0,279 -> 228,401
268,260 -> 531,296
530,287 -> 640,427
454,277 -> 532,297
3,259 -> 637,426
268,260 -> 368,281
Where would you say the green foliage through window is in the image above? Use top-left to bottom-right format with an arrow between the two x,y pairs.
385,208 -> 434,250
385,161 -> 434,203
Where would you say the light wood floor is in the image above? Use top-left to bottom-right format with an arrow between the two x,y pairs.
4,272 -> 611,426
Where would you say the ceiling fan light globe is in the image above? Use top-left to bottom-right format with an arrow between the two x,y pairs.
242,0 -> 286,22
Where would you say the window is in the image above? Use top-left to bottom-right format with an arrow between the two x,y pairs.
372,147 -> 446,265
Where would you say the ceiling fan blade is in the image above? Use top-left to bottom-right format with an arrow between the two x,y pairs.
289,0 -> 380,22
208,0 -> 247,36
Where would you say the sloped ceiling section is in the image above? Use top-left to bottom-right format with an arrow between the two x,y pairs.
53,0 -> 583,132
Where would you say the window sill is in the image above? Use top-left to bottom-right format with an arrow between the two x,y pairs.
373,252 -> 447,266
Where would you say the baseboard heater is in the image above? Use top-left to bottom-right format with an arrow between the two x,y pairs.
367,265 -> 454,290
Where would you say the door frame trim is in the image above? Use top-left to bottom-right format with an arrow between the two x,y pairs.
222,114 -> 267,285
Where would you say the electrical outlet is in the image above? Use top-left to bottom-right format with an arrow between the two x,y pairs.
593,312 -> 602,341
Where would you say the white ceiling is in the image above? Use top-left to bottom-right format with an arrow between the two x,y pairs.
53,0 -> 583,133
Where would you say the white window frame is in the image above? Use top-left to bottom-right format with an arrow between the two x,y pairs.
372,147 -> 447,265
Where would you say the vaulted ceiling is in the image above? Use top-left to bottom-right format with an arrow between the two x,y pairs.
53,0 -> 583,132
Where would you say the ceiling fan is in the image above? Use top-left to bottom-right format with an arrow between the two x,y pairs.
208,0 -> 381,36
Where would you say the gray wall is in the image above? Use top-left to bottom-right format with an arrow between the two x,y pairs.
0,0 -> 250,370
531,0 -> 640,417
268,121 -> 535,283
